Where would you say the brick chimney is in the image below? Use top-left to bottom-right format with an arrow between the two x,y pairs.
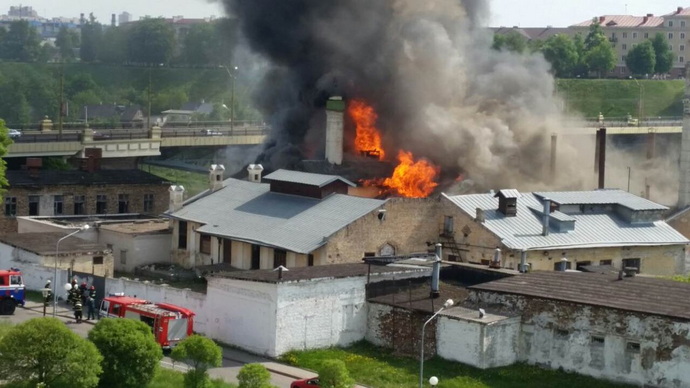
168,185 -> 185,212
598,16 -> 605,23
26,158 -> 42,179
677,6 -> 683,14
81,148 -> 102,173
209,164 -> 225,192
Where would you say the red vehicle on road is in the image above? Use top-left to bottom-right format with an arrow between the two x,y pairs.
291,377 -> 320,388
99,294 -> 195,349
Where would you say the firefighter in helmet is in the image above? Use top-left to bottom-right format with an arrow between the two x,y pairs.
73,297 -> 83,323
44,280 -> 53,306
86,286 -> 97,321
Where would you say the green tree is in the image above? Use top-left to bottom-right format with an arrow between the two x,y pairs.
0,317 -> 102,388
316,360 -> 354,388
127,18 -> 175,65
237,363 -> 274,388
55,27 -> 79,62
99,26 -> 127,64
80,14 -> 103,63
583,21 -> 615,78
0,20 -> 41,62
180,23 -> 218,65
541,34 -> 578,77
171,334 -> 223,388
0,119 -> 12,190
651,33 -> 674,74
491,30 -> 527,53
88,318 -> 163,388
625,40 -> 656,75
572,33 -> 589,77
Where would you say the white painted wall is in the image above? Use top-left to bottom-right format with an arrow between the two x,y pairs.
99,230 -> 171,273
205,277 -> 278,356
274,276 -> 368,356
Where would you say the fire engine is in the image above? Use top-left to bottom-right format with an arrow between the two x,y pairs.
0,268 -> 25,315
99,294 -> 195,349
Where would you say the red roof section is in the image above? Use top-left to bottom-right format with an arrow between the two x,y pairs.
103,296 -> 148,305
571,15 -> 664,28
664,7 -> 690,16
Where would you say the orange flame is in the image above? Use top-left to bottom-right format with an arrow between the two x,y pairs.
348,99 -> 385,160
381,150 -> 440,198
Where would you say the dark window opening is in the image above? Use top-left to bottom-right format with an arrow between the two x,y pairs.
200,235 -> 211,254
443,216 -> 454,235
307,254 -> 314,266
364,252 -> 375,257
93,256 -> 104,265
274,249 -> 287,268
622,258 -> 641,273
178,221 -> 188,249
251,244 -> 260,269
118,194 -> 129,213
553,261 -> 572,271
112,304 -> 121,316
576,261 -> 592,271
96,194 -> 107,214
591,336 -> 605,345
54,195 -> 63,215
4,197 -> 16,216
143,194 -> 154,213
626,342 -> 640,353
28,195 -> 39,216
74,195 -> 85,215
599,259 -> 612,266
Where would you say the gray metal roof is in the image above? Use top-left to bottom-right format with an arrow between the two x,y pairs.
495,189 -> 521,199
263,169 -> 356,188
169,178 -> 384,254
443,192 -> 688,251
534,190 -> 668,211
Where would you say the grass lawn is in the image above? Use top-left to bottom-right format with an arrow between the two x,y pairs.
146,369 -> 235,388
280,341 -> 632,388
140,163 -> 208,198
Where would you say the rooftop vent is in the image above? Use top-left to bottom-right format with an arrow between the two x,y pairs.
494,189 -> 520,217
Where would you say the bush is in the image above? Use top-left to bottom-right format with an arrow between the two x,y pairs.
317,359 -> 354,388
237,363 -> 274,388
171,335 -> 223,388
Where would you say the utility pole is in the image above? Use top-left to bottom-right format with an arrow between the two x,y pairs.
58,62 -> 64,139
230,66 -> 237,131
147,66 -> 152,130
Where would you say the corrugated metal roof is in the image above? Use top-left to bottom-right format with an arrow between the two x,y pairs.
664,7 -> 690,16
495,189 -> 521,199
570,15 -> 664,28
443,192 -> 688,251
534,190 -> 667,211
263,169 -> 355,188
470,271 -> 690,321
169,178 -> 384,254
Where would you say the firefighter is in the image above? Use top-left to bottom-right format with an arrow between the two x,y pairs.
73,298 -> 83,323
44,280 -> 53,305
86,286 -> 97,321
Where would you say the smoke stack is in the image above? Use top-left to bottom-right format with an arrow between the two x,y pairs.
550,133 -> 557,181
325,96 -> 345,165
430,243 -> 441,298
558,256 -> 569,271
598,16 -> 605,23
247,164 -> 264,183
679,62 -> 690,208
597,128 -> 606,189
168,185 -> 185,212
542,197 -> 551,236
208,164 -> 225,192
642,16 -> 649,23
678,6 -> 684,14
111,13 -> 116,26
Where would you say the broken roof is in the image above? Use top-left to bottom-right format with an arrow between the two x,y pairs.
0,233 -> 107,256
470,271 -> 690,321
264,169 -> 356,187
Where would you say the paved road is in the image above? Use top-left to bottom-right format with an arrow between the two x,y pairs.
1,301 -> 309,388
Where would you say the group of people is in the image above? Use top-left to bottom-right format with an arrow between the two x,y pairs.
66,279 -> 97,323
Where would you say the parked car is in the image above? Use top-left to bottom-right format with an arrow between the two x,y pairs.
8,129 -> 21,139
291,377 -> 320,388
201,129 -> 223,136
92,131 -> 111,140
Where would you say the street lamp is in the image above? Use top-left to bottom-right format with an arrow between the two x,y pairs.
53,225 -> 89,317
629,76 -> 644,127
429,376 -> 439,387
221,65 -> 239,131
419,299 -> 454,388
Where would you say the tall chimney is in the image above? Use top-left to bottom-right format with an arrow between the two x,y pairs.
208,164 -> 225,192
247,164 -> 264,183
542,197 -> 551,236
597,128 -> 607,189
111,13 -> 116,27
325,96 -> 345,165
679,62 -> 690,208
550,133 -> 557,181
168,185 -> 185,212
430,243 -> 441,298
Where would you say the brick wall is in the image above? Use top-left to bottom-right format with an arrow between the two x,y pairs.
0,183 -> 169,233
367,302 -> 437,358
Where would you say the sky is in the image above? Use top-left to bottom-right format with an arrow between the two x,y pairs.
6,1 -> 690,27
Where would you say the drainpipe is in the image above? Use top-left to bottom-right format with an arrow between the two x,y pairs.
542,197 -> 551,236
430,244 -> 441,298
520,251 -> 527,273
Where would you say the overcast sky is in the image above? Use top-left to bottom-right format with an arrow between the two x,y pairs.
9,1 -> 690,27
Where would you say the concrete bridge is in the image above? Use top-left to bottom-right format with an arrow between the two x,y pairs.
6,123 -> 268,158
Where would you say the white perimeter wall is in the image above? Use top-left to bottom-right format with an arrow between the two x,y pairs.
274,276 -> 368,356
99,230 -> 171,273
205,277 -> 278,356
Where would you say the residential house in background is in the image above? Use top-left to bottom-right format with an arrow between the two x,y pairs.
1,158 -> 170,233
438,189 -> 688,275
80,104 -> 144,128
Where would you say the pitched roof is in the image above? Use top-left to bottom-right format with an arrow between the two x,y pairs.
264,169 -> 356,188
570,15 -> 664,28
443,190 -> 687,251
7,169 -> 170,187
469,271 -> 690,321
168,177 -> 384,254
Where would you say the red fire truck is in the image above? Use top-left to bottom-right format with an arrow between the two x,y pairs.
0,268 -> 25,315
99,294 -> 195,349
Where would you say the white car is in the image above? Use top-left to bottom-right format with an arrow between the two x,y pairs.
8,129 -> 21,139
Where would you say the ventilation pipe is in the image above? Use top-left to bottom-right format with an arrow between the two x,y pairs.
208,164 -> 225,192
430,243 -> 442,298
520,250 -> 527,273
542,197 -> 551,236
168,185 -> 185,213
597,128 -> 607,189
475,208 -> 485,223
489,248 -> 502,269
247,164 -> 264,183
